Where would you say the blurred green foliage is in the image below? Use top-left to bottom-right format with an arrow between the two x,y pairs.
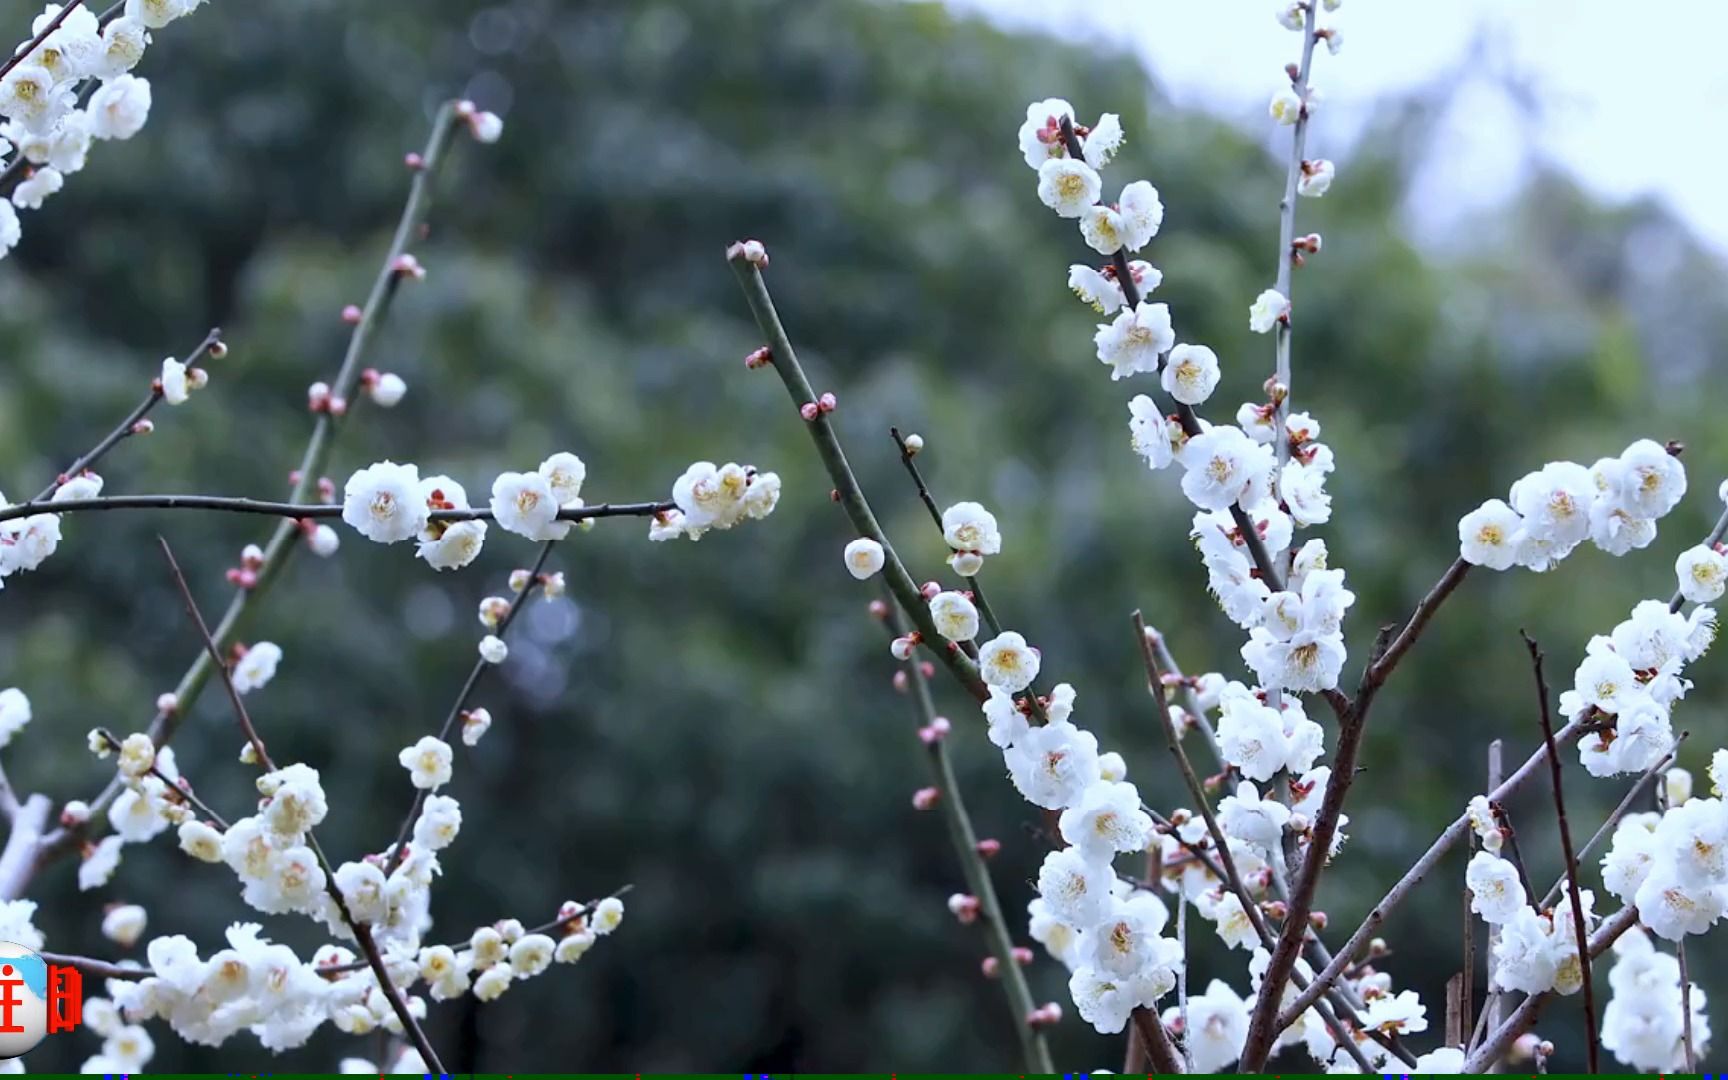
5,0 -> 1728,1072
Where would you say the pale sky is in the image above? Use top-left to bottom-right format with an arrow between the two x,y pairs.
943,0 -> 1728,254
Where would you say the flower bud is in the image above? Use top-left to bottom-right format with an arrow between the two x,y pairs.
903,433 -> 924,455
912,786 -> 940,811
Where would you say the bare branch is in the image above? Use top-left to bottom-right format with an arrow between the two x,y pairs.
1522,631 -> 1596,1073
0,495 -> 673,526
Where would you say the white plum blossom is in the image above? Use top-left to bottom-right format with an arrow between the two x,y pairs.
928,590 -> 979,642
978,630 -> 1040,693
490,470 -> 569,542
1161,343 -> 1220,405
342,461 -> 428,543
1036,157 -> 1101,218
1006,719 -> 1099,810
1035,846 -> 1114,927
1457,498 -> 1522,570
982,687 -> 1028,749
232,642 -> 282,694
1248,288 -> 1289,333
1128,394 -> 1175,469
1082,112 -> 1124,168
398,736 -> 453,791
1297,158 -> 1334,197
1217,781 -> 1291,853
843,537 -> 885,580
1058,780 -> 1153,857
1017,97 -> 1074,170
1080,180 -> 1162,255
1676,544 -> 1728,604
1167,979 -> 1249,1072
1466,850 -> 1526,924
1094,301 -> 1174,381
1179,426 -> 1275,512
941,501 -> 1001,558
0,688 -> 29,748
88,74 -> 151,140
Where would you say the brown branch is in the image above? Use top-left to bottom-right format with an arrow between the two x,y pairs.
157,537 -> 272,770
1521,632 -> 1596,1072
39,950 -> 147,982
1488,803 -> 1540,914
92,727 -> 230,830
1360,557 -> 1472,698
1679,940 -> 1697,1072
1131,612 -> 1388,1072
1272,717 -> 1587,1036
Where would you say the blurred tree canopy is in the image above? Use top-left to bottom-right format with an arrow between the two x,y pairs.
6,0 -> 1728,1072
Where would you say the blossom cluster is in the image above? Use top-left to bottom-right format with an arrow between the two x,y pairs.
1563,598 -> 1715,777
1600,927 -> 1711,1071
651,460 -> 781,542
0,0 -> 202,258
64,708 -> 626,1061
1457,441 -> 1687,572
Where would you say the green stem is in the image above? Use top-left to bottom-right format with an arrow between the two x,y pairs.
727,253 -> 986,701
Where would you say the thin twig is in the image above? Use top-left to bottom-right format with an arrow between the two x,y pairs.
93,727 -> 230,830
727,252 -> 987,701
39,951 -> 147,981
1521,632 -> 1596,1073
883,595 -> 1051,1071
20,104 -> 474,893
0,495 -> 673,525
1360,557 -> 1472,699
32,328 -> 224,503
1488,803 -> 1540,913
1679,939 -> 1697,1072
1479,740 -> 1506,1068
886,427 -> 1040,720
157,537 -> 271,769
385,540 -> 556,874
1176,890 -> 1193,1072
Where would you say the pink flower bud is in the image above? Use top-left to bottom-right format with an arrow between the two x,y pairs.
391,254 -> 425,280
889,635 -> 915,661
974,838 -> 1001,858
891,670 -> 909,693
744,346 -> 773,369
867,599 -> 889,620
454,99 -> 477,119
130,418 -> 154,435
799,401 -> 820,421
241,544 -> 264,569
912,786 -> 940,811
1011,946 -> 1033,965
981,956 -> 1000,977
208,340 -> 228,360
317,477 -> 337,502
307,381 -> 331,411
405,152 -> 425,170
817,391 -> 837,413
946,894 -> 980,924
341,304 -> 362,324
327,396 -> 348,416
919,581 -> 940,600
59,800 -> 90,827
1027,1003 -> 1063,1029
155,692 -> 179,715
